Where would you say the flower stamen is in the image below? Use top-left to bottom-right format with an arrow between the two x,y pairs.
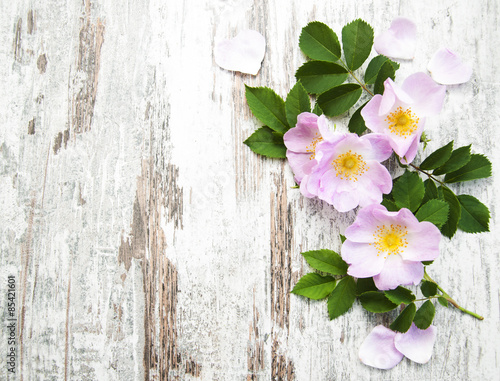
385,106 -> 419,137
370,224 -> 409,259
331,150 -> 368,181
305,132 -> 323,160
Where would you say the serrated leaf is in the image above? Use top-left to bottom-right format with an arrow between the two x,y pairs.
433,145 -> 471,175
356,277 -> 377,295
381,194 -> 399,212
392,171 -> 425,212
444,154 -> 492,183
439,186 -> 461,238
415,199 -> 450,228
342,19 -> 374,71
317,84 -> 362,117
420,281 -> 438,297
413,300 -> 435,329
291,273 -> 336,300
374,61 -> 396,95
295,61 -> 348,94
312,102 -> 323,116
359,291 -> 398,313
390,303 -> 416,333
302,249 -> 348,275
339,234 -> 346,243
327,276 -> 356,320
422,179 -> 439,205
420,141 -> 454,170
348,102 -> 368,134
364,55 -> 400,84
457,195 -> 490,233
243,126 -> 287,158
245,85 -> 289,134
285,81 -> 311,128
384,287 -> 416,305
438,296 -> 449,307
299,21 -> 341,62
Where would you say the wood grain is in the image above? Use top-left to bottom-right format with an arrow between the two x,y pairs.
0,0 -> 499,380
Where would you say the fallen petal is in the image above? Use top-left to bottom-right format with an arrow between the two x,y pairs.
359,325 -> 403,369
214,30 -> 266,75
374,17 -> 417,60
395,324 -> 437,364
427,48 -> 473,85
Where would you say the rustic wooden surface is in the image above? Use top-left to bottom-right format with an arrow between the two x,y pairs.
1,0 -> 499,380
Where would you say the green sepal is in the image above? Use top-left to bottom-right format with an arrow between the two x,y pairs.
420,281 -> 438,297
457,195 -> 490,233
295,61 -> 348,94
384,287 -> 416,305
420,141 -> 454,170
415,199 -> 450,228
364,55 -> 400,84
317,84 -> 362,117
245,85 -> 289,134
389,303 -> 416,333
433,145 -> 471,175
291,273 -> 336,300
413,300 -> 435,329
422,260 -> 434,266
341,19 -> 374,71
301,249 -> 348,275
339,234 -> 346,243
299,21 -> 341,62
359,291 -> 398,313
392,170 -> 425,212
285,81 -> 311,128
243,126 -> 287,158
356,277 -> 377,295
439,186 -> 461,238
444,154 -> 492,183
374,61 -> 396,95
348,102 -> 368,135
327,276 -> 357,320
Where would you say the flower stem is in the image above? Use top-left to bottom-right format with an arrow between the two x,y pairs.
339,59 -> 374,97
409,163 -> 446,186
423,270 -> 484,320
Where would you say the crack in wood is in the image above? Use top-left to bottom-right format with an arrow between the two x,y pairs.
247,291 -> 264,380
13,18 -> 22,62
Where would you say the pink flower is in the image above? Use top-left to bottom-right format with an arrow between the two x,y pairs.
359,324 -> 437,369
341,204 -> 440,290
374,17 -> 417,60
427,48 -> 472,85
361,73 -> 446,163
303,133 -> 393,212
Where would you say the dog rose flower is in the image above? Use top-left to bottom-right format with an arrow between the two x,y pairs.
341,204 -> 440,290
361,73 -> 446,163
359,324 -> 437,369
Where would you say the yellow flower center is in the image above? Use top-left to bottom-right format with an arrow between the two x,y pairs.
331,150 -> 368,181
370,224 -> 409,259
385,106 -> 420,137
305,132 -> 323,160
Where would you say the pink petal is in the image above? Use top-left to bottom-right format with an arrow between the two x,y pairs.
299,173 -> 317,198
359,161 -> 393,196
428,48 -> 472,85
361,95 -> 386,133
345,204 -> 388,243
395,324 -> 437,364
214,30 -> 265,75
317,114 -> 342,142
361,133 -> 393,161
374,17 -> 417,60
359,325 -> 403,369
284,113 -> 321,153
398,131 -> 421,164
402,221 -> 441,262
401,73 -> 446,116
343,241 -> 386,278
286,151 -> 315,182
373,255 -> 424,290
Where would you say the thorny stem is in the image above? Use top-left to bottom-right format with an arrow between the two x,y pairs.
409,163 -> 447,186
424,269 -> 484,320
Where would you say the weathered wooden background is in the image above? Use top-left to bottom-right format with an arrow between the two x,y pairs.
1,0 -> 499,379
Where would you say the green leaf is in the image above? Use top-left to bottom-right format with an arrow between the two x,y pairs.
433,145 -> 471,175
364,55 -> 400,84
295,61 -> 348,94
339,234 -> 346,243
348,102 -> 368,134
415,199 -> 450,228
291,273 -> 336,300
245,85 -> 289,134
438,296 -> 449,307
342,19 -> 374,71
392,171 -> 425,212
317,84 -> 362,117
444,154 -> 492,183
384,287 -> 416,305
420,141 -> 454,170
374,61 -> 396,95
439,186 -> 461,238
285,81 -> 311,128
312,102 -> 323,116
301,249 -> 348,275
457,195 -> 490,233
413,300 -> 435,329
356,277 -> 377,295
243,126 -> 287,158
359,291 -> 398,313
420,281 -> 438,297
390,303 -> 416,333
327,276 -> 357,320
422,179 -> 439,205
299,21 -> 341,62
381,194 -> 399,212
